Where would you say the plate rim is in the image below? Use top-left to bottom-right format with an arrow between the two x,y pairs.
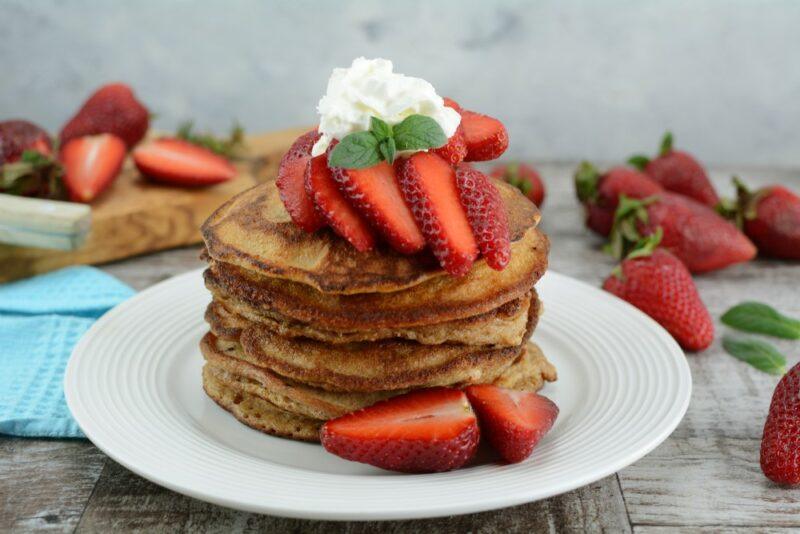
65,268 -> 691,520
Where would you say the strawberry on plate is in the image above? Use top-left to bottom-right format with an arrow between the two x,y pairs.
602,230 -> 714,351
331,160 -> 425,254
761,361 -> 800,485
276,130 -> 325,233
397,152 -> 478,276
60,83 -> 149,148
60,134 -> 126,202
132,138 -> 237,187
455,163 -> 511,270
305,154 -> 375,251
466,384 -> 558,464
460,110 -> 508,162
320,387 -> 479,473
490,162 -> 545,207
629,132 -> 719,207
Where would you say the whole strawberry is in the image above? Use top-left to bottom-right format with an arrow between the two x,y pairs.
60,83 -> 149,148
0,120 -> 52,164
629,132 -> 719,207
490,162 -> 545,207
602,231 -> 714,351
608,192 -> 756,273
761,361 -> 800,485
720,177 -> 800,260
574,162 -> 663,236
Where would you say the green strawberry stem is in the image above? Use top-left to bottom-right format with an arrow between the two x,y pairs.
659,131 -> 674,156
503,162 -> 533,196
574,161 -> 600,202
604,194 -> 658,260
609,227 -> 663,278
627,155 -> 650,171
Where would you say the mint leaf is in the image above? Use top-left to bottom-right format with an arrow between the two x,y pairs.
379,137 -> 396,164
370,116 -> 392,142
721,302 -> 800,339
722,336 -> 787,375
328,131 -> 381,169
393,115 -> 447,151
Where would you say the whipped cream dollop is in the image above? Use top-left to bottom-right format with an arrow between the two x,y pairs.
311,57 -> 461,157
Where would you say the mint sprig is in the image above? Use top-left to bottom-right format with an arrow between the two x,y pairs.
721,301 -> 800,340
328,115 -> 446,169
722,336 -> 787,376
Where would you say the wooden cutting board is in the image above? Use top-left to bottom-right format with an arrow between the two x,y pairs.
0,127 -> 308,283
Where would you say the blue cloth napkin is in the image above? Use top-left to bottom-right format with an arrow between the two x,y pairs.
0,266 -> 134,438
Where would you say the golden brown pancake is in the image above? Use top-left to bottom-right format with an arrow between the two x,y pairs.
202,332 -> 556,423
201,177 -> 541,294
203,366 -> 321,441
205,290 -> 538,347
204,226 -> 548,331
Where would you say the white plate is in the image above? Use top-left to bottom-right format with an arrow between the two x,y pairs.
65,268 -> 690,520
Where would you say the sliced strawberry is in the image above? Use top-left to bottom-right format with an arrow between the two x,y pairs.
132,138 -> 236,187
455,163 -> 511,270
320,387 -> 479,473
442,97 -> 462,113
397,153 -> 478,276
305,154 -> 375,252
331,161 -> 425,254
461,110 -> 508,162
431,127 -> 467,165
60,134 -> 126,202
466,384 -> 558,464
274,130 -> 325,232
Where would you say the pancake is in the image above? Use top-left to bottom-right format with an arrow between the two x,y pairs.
202,333 -> 557,423
204,226 -> 548,331
205,290 -> 538,347
201,177 -> 541,294
203,366 -> 321,441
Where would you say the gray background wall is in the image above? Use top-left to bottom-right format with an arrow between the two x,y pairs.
2,0 -> 798,167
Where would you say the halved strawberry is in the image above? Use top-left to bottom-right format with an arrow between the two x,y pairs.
466,385 -> 558,464
331,161 -> 425,254
305,154 -> 375,252
455,163 -> 511,270
275,130 -> 325,232
397,152 -> 478,276
320,387 -> 479,473
461,110 -> 508,162
60,134 -> 126,202
132,138 -> 236,186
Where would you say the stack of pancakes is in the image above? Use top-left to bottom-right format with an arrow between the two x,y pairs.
200,177 -> 555,442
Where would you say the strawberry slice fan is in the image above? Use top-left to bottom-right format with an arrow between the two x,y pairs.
199,95 -> 559,473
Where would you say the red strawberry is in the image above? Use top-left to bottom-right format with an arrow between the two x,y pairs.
629,132 -> 719,207
761,361 -> 800,485
304,154 -> 375,251
490,162 -> 545,207
465,385 -> 558,463
60,83 -> 149,148
460,110 -> 508,162
331,161 -> 425,254
721,178 -> 800,260
608,192 -> 756,273
60,134 -> 126,202
0,120 -> 52,164
574,162 -> 663,236
397,153 -> 478,276
132,138 -> 236,187
276,130 -> 325,232
602,231 -> 714,351
455,163 -> 511,270
320,387 -> 479,473
431,98 -> 468,165
442,97 -> 463,113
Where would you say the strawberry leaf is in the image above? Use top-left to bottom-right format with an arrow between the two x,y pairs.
393,115 -> 447,151
722,336 -> 787,375
721,302 -> 800,339
659,131 -> 673,156
627,155 -> 650,171
328,131 -> 381,169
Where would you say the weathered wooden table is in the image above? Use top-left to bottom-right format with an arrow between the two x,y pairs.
2,163 -> 799,532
